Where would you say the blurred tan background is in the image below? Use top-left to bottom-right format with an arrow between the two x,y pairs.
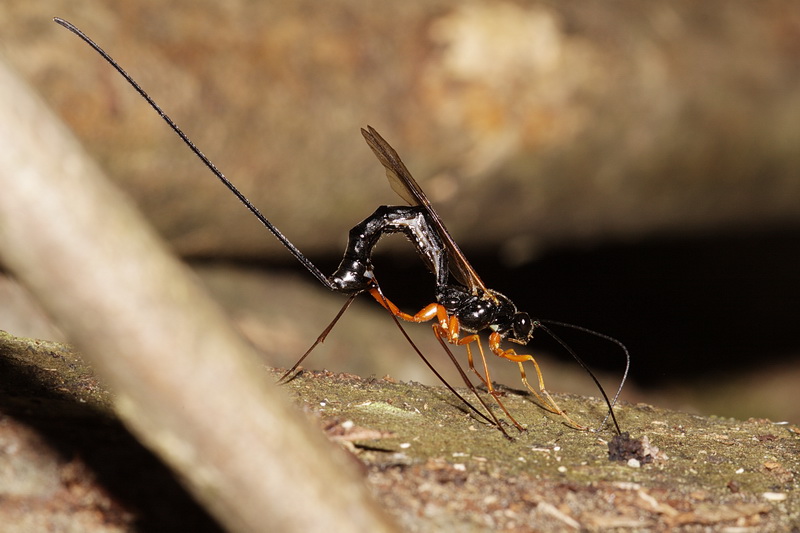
1,0 -> 799,423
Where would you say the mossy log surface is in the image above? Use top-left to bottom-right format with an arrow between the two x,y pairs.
1,330 -> 797,532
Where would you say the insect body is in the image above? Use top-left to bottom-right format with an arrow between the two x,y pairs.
280,125 -> 598,431
341,127 -> 585,430
56,18 -> 626,436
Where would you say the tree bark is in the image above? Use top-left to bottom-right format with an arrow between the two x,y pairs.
0,56 -> 397,533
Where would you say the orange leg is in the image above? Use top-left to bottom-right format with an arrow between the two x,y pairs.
369,288 -> 524,430
487,332 -> 586,430
369,288 -> 492,386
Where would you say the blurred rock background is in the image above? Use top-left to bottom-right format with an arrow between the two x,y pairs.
1,0 -> 799,423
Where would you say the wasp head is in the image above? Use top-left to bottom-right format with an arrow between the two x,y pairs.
507,311 -> 535,345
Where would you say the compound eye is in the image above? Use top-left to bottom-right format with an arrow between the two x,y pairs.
512,313 -> 533,343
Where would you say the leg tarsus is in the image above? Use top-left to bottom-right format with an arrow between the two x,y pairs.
488,332 -> 587,430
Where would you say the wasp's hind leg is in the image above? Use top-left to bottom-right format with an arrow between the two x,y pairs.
369,291 -> 491,389
368,288 -> 524,432
372,289 -> 525,432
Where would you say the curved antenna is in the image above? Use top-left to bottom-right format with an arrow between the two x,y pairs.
536,320 -> 629,434
53,17 -> 335,290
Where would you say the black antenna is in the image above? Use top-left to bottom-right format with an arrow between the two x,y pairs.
53,17 -> 335,290
539,320 -> 630,434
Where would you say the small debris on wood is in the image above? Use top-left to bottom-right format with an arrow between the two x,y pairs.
608,432 -> 666,464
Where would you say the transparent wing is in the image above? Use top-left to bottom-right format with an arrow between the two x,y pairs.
360,126 -> 491,297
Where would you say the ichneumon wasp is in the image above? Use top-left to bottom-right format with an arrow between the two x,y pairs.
55,17 -> 629,438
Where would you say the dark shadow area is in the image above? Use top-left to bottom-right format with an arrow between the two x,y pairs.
0,354 -> 224,533
505,227 -> 800,388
